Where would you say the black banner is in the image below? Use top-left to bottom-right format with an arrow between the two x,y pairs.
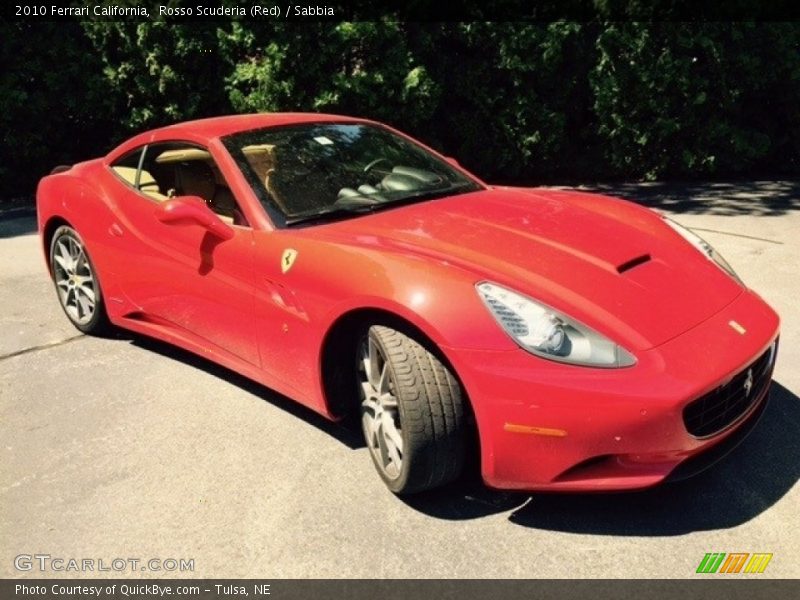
4,0 -> 800,22
2,579 -> 798,600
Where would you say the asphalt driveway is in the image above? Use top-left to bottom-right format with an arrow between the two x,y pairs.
1,181 -> 799,578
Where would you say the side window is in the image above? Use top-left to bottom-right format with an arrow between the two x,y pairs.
139,142 -> 249,227
110,145 -> 165,201
110,147 -> 143,189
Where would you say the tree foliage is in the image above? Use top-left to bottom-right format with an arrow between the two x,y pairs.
3,20 -> 799,198
0,22 -> 112,196
592,22 -> 800,178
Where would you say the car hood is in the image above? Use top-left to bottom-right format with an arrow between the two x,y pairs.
316,187 -> 743,351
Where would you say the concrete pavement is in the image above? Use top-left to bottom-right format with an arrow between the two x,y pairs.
1,182 -> 798,578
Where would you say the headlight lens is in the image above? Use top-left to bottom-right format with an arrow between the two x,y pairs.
476,282 -> 636,368
663,217 -> 741,283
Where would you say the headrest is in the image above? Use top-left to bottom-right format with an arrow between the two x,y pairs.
179,161 -> 216,201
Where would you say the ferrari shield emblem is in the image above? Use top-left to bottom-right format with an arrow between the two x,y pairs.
281,248 -> 298,274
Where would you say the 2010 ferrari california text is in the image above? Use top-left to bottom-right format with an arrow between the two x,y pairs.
37,113 -> 780,494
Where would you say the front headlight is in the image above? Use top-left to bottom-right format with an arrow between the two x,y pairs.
476,282 -> 636,368
663,217 -> 741,284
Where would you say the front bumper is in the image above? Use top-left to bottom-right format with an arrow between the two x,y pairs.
445,289 -> 780,492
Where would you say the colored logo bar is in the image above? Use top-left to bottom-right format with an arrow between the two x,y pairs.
696,553 -> 772,574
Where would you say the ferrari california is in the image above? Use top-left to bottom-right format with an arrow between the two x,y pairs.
37,113 -> 780,494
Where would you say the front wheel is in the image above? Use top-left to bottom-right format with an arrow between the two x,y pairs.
49,225 -> 111,335
358,325 -> 467,494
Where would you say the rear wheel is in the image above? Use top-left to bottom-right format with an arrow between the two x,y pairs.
358,325 -> 466,494
49,225 -> 110,335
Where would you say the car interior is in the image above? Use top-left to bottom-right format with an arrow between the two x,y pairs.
239,144 -> 287,214
111,145 -> 249,226
242,141 -> 448,217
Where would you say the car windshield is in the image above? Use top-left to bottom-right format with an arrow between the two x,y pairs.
222,123 -> 482,226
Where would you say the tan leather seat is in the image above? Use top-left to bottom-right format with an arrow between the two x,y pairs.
213,186 -> 247,226
242,144 -> 276,181
242,144 -> 288,213
112,166 -> 168,201
177,161 -> 249,226
178,161 -> 216,203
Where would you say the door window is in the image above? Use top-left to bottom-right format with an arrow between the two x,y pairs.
112,142 -> 249,226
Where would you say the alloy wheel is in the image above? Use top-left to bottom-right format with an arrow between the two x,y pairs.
358,336 -> 404,480
52,233 -> 97,325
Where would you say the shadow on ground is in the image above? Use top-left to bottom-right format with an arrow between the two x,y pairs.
574,180 -> 800,217
128,334 -> 365,450
0,213 -> 37,238
128,332 -> 799,535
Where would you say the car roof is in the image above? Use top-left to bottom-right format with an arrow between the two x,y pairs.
106,112 -> 372,162
155,112 -> 367,141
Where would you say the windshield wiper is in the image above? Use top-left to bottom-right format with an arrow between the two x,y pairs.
284,182 -> 477,227
381,182 -> 475,206
285,204 -> 381,226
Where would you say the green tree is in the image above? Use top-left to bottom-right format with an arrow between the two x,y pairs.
81,20 -> 230,131
591,22 -> 800,179
221,21 -> 438,130
0,22 -> 112,197
4,18 -> 800,200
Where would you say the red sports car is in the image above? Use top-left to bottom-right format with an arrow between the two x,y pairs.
37,113 -> 780,494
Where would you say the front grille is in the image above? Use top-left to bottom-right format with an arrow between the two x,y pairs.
683,343 -> 776,438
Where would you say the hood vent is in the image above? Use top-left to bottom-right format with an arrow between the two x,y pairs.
616,253 -> 651,274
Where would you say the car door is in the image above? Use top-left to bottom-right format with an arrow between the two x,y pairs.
107,141 -> 260,366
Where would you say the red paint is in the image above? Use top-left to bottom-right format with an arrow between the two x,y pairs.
37,114 -> 780,491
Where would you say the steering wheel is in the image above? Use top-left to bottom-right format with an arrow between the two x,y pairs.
363,157 -> 391,174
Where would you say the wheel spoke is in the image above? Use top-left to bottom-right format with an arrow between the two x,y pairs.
75,290 -> 86,319
382,415 -> 403,454
66,240 -> 76,270
361,395 -> 380,415
380,393 -> 398,409
378,363 -> 391,395
64,289 -> 79,319
367,339 -> 381,389
76,288 -> 94,316
78,282 -> 96,303
361,412 -> 380,448
358,343 -> 374,393
74,251 -> 87,275
55,242 -> 72,272
361,356 -> 370,379
375,422 -> 391,468
68,237 -> 80,262
386,436 -> 402,468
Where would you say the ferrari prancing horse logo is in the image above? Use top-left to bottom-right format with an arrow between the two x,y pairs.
743,368 -> 754,397
281,248 -> 298,274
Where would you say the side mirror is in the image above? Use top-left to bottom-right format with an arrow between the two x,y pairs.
156,196 -> 234,241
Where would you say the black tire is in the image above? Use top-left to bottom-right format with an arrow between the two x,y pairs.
358,325 -> 466,494
49,225 -> 111,335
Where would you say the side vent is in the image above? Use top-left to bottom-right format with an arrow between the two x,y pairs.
616,253 -> 651,274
